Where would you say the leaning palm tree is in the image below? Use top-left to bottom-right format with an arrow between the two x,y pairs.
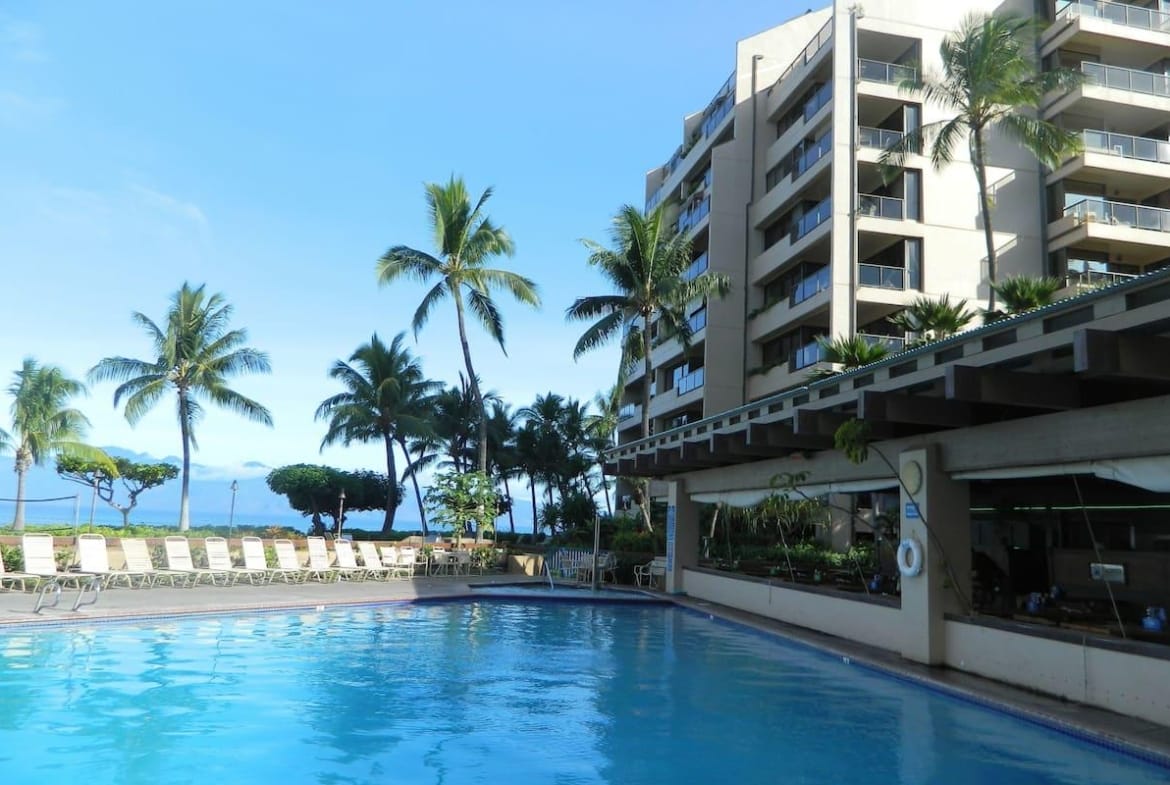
585,385 -> 622,517
7,359 -> 94,530
568,203 -> 730,439
880,12 -> 1082,311
888,294 -> 978,345
376,176 -> 540,476
809,335 -> 889,380
990,275 -> 1064,317
90,283 -> 273,531
315,332 -> 439,533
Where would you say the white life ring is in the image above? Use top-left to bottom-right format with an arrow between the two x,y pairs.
897,537 -> 924,578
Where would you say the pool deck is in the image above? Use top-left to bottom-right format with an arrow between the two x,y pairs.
0,575 -> 1168,767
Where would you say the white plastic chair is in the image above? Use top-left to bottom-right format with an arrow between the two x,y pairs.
77,533 -> 149,588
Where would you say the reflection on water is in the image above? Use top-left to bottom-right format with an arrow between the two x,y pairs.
0,604 -> 1164,784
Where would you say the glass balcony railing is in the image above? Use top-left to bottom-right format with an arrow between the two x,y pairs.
687,308 -> 707,334
858,194 -> 905,219
1064,197 -> 1170,232
646,186 -> 666,213
618,404 -> 638,422
794,197 -> 832,241
675,367 -> 705,396
1065,266 -> 1139,287
791,340 -> 826,371
790,266 -> 831,305
701,76 -> 736,139
794,131 -> 832,178
859,263 -> 907,290
1057,0 -> 1170,33
859,126 -> 904,150
682,252 -> 709,282
858,59 -> 917,85
1081,129 -> 1170,163
802,81 -> 832,123
678,196 -> 711,234
774,19 -> 833,92
1081,61 -> 1170,98
859,333 -> 906,351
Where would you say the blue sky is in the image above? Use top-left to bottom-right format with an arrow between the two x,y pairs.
0,1 -> 810,479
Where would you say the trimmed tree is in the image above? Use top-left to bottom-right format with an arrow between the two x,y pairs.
56,454 -> 179,527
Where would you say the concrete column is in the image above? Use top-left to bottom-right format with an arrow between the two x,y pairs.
898,445 -> 971,665
826,493 -> 855,551
665,480 -> 700,594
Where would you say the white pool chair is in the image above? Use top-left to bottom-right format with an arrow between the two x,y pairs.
242,536 -> 300,584
205,537 -> 268,585
331,540 -> 371,581
120,538 -> 187,587
355,541 -> 395,580
395,546 -> 418,578
0,553 -> 42,591
163,536 -> 231,587
634,556 -> 667,588
428,549 -> 452,576
305,537 -> 341,583
273,539 -> 312,583
76,533 -> 149,588
21,533 -> 93,588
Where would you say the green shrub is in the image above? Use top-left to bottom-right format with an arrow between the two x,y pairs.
1,543 -> 20,572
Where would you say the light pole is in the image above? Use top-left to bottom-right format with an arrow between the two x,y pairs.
337,488 -> 347,540
229,480 -> 238,539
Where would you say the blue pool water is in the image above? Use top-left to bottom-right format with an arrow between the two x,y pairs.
0,602 -> 1165,784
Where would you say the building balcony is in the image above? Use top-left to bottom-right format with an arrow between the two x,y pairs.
858,333 -> 906,352
765,18 -> 833,122
859,262 -> 906,290
617,403 -> 639,423
1049,129 -> 1170,199
1046,61 -> 1170,124
682,252 -> 710,282
678,196 -> 711,235
1049,198 -> 1170,263
858,59 -> 916,86
674,366 -> 705,396
751,201 -> 832,284
748,275 -> 830,343
858,126 -> 903,151
1043,1 -> 1170,56
858,194 -> 904,220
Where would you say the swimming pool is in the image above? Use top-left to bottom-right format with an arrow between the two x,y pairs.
0,602 -> 1164,784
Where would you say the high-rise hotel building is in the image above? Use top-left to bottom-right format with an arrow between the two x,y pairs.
617,0 -> 1170,446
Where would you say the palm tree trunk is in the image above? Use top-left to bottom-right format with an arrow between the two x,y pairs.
529,477 -> 538,535
12,448 -> 30,531
640,324 -> 652,439
398,437 -> 428,535
382,434 -> 398,533
178,392 -> 192,531
599,462 -> 612,516
452,290 -> 489,475
971,130 -> 998,313
503,475 -> 515,533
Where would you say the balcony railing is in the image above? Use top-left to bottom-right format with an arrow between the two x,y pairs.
791,266 -> 831,305
794,131 -> 832,179
701,73 -> 736,139
1065,197 -> 1170,232
682,252 -> 709,282
1065,268 -> 1139,288
802,81 -> 832,123
859,126 -> 904,150
678,196 -> 711,234
1081,61 -> 1170,98
1081,128 -> 1170,163
859,333 -> 906,351
858,194 -> 905,220
618,404 -> 638,422
646,186 -> 666,213
1057,0 -> 1170,33
687,308 -> 707,334
795,197 -> 832,242
675,367 -> 705,396
858,59 -> 917,85
774,19 -> 833,93
859,263 -> 907,290
790,340 -> 826,371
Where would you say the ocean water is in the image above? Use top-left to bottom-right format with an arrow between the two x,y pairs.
0,602 -> 1164,784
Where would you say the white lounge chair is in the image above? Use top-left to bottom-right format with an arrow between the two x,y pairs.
0,553 -> 42,591
305,537 -> 341,583
21,533 -> 93,588
205,537 -> 268,585
76,533 -> 149,588
273,539 -> 311,583
634,556 -> 667,588
355,541 -> 396,580
242,536 -> 300,584
396,546 -> 418,578
121,538 -> 187,587
331,540 -> 371,581
163,536 -> 231,587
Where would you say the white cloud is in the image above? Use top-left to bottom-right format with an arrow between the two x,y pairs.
190,461 -> 273,482
128,184 -> 211,235
0,18 -> 47,63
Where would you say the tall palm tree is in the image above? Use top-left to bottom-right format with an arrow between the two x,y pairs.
7,359 -> 93,530
315,332 -> 439,532
888,294 -> 978,345
809,335 -> 889,380
485,401 -> 521,534
880,12 -> 1082,311
90,283 -> 272,531
568,203 -> 730,439
585,385 -> 621,517
376,176 -> 540,476
401,433 -> 441,535
990,275 -> 1063,316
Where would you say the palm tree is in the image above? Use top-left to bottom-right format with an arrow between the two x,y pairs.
401,433 -> 441,535
376,176 -> 541,476
568,203 -> 730,439
990,275 -> 1063,317
888,295 -> 978,345
809,335 -> 889,380
90,283 -> 272,531
315,333 -> 439,533
585,385 -> 621,517
7,359 -> 93,530
880,12 -> 1082,311
485,401 -> 521,534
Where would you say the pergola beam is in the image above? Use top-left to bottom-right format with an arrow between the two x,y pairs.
860,390 -> 973,428
945,364 -> 1083,410
1075,329 -> 1170,380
